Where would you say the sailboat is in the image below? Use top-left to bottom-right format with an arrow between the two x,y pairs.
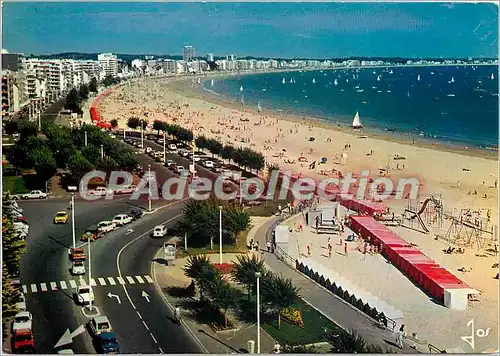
346,78 -> 349,83
334,78 -> 338,86
417,74 -> 421,81
389,69 -> 393,74
407,91 -> 411,98
211,79 -> 214,87
292,78 -> 296,84
290,78 -> 293,84
449,77 -> 455,83
282,77 -> 286,84
491,73 -> 495,80
352,74 -> 356,80
312,78 -> 316,84
352,111 -> 363,129
240,86 -> 244,92
377,75 -> 381,82
257,101 -> 262,112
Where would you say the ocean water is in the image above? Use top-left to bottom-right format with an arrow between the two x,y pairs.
204,65 -> 499,149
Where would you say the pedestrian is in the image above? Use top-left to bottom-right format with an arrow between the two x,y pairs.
278,204 -> 282,214
396,325 -> 406,349
315,216 -> 320,232
328,244 -> 332,258
273,342 -> 281,354
344,242 -> 348,256
256,241 -> 260,252
266,241 -> 271,253
249,238 -> 254,250
307,244 -> 311,257
327,237 -> 331,247
174,305 -> 182,324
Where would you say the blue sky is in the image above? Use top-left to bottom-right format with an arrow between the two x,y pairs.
2,2 -> 498,58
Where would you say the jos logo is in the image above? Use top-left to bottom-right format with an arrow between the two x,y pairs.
461,319 -> 491,350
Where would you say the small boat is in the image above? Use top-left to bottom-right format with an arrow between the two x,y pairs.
372,71 -> 376,75
389,69 -> 393,74
377,90 -> 382,93
387,90 -> 392,93
240,86 -> 244,92
377,75 -> 381,82
257,101 -> 262,112
447,94 -> 455,97
417,74 -> 421,81
312,78 -> 316,84
355,85 -> 360,89
282,77 -> 286,84
292,78 -> 296,83
352,111 -> 363,129
356,89 -> 364,93
290,78 -> 293,84
352,74 -> 356,80
433,96 -> 440,101
334,78 -> 338,86
491,73 -> 495,80
372,86 -> 377,89
346,78 -> 349,83
449,77 -> 455,83
211,79 -> 214,87
407,91 -> 411,98
262,88 -> 267,91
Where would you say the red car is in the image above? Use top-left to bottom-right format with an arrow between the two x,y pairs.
13,329 -> 35,353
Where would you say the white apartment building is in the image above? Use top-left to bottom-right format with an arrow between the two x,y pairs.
98,53 -> 118,77
206,53 -> 214,62
2,71 -> 30,117
183,46 -> 195,62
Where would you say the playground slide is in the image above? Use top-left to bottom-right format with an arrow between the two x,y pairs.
405,209 -> 430,233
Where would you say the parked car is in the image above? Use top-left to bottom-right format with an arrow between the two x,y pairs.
127,209 -> 144,221
201,160 -> 215,169
95,332 -> 120,354
152,225 -> 167,237
69,248 -> 86,261
13,329 -> 35,353
88,187 -> 109,196
157,138 -> 165,144
164,159 -> 175,168
114,185 -> 137,195
20,190 -> 47,200
178,149 -> 190,157
16,293 -> 27,312
112,214 -> 132,226
13,311 -> 33,331
88,316 -> 113,336
97,221 -> 116,233
53,211 -> 69,224
168,143 -> 177,151
71,261 -> 85,276
175,166 -> 186,174
145,147 -> 153,153
74,285 -> 94,306
80,226 -> 104,242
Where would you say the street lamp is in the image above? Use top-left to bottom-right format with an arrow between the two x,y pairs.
141,120 -> 144,148
163,131 -> 166,164
84,131 -> 88,147
219,206 -> 223,265
100,144 -> 104,159
148,164 -> 152,212
87,238 -> 93,311
255,271 -> 262,354
71,194 -> 76,249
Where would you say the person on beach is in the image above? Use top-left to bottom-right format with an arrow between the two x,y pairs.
397,325 -> 406,349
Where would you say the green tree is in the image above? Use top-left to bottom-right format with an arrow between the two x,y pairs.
183,254 -> 220,301
18,121 -> 38,139
127,117 -> 140,130
67,151 -> 94,181
1,217 -> 27,278
79,84 -> 89,100
328,329 -> 382,353
110,119 -> 118,129
64,88 -> 82,112
2,262 -> 22,318
29,146 -> 57,183
195,135 -> 209,149
152,120 -> 166,135
4,120 -> 18,136
89,77 -> 98,93
262,272 -> 299,329
206,138 -> 223,158
220,145 -> 235,163
207,279 -> 238,327
231,254 -> 266,299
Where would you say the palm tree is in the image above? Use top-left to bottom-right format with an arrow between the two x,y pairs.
183,254 -> 213,281
262,272 -> 299,329
328,328 -> 384,353
127,117 -> 140,130
110,119 -> 118,129
207,279 -> 238,327
231,254 -> 266,299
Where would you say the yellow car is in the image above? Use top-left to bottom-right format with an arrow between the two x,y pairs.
53,211 -> 69,224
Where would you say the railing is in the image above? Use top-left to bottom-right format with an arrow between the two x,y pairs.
428,343 -> 445,353
274,243 -> 297,269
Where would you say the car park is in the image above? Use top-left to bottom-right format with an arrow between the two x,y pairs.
88,316 -> 113,336
71,261 -> 85,276
152,224 -> 167,237
97,221 -> 116,233
127,209 -> 144,221
74,285 -> 94,306
53,211 -> 69,224
112,214 -> 132,226
13,329 -> 35,353
13,311 -> 33,331
96,332 -> 120,354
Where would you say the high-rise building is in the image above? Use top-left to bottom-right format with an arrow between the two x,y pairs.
2,53 -> 21,71
97,53 -> 118,77
1,71 -> 29,117
183,46 -> 195,62
206,53 -> 214,62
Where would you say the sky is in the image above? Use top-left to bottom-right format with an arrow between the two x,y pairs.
2,2 -> 499,58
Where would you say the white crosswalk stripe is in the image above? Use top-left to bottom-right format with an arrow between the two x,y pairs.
69,280 -> 77,289
117,277 -> 125,285
60,281 -> 68,290
22,285 -> 28,294
107,277 -> 116,285
31,284 -> 37,293
50,282 -> 57,291
144,275 -> 153,283
98,278 -> 107,286
90,278 -> 97,287
126,276 -> 135,284
40,283 -> 48,292
135,276 -> 145,284
79,278 -> 87,287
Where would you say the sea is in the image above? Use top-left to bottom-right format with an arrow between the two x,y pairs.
203,65 -> 499,150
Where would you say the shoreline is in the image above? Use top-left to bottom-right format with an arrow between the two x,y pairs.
163,75 -> 499,161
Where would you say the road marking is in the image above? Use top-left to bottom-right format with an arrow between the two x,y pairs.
136,311 -> 143,319
90,278 -> 97,287
69,280 -> 77,289
60,281 -> 68,290
126,276 -> 135,284
150,333 -> 158,344
158,347 -> 164,354
22,285 -> 27,293
107,277 -> 116,285
135,276 -> 145,284
142,321 -> 149,330
40,283 -> 48,292
79,278 -> 86,287
98,278 -> 107,286
30,284 -> 37,293
144,275 -> 153,283
50,282 -> 57,291
117,277 -> 125,285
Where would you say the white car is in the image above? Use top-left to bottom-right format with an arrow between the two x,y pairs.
153,225 -> 167,237
175,166 -> 185,174
178,149 -> 190,157
191,155 -> 202,162
112,214 -> 133,226
145,147 -> 153,153
88,187 -> 109,196
71,261 -> 85,275
75,285 -> 94,305
14,222 -> 29,231
13,311 -> 32,331
164,160 -> 175,167
202,160 -> 215,168
88,316 -> 113,336
16,293 -> 27,312
97,221 -> 116,233
168,143 -> 177,151
21,190 -> 48,200
115,185 -> 137,195
157,138 -> 165,144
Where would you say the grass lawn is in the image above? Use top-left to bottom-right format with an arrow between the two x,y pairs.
244,199 -> 288,217
262,298 -> 341,346
2,176 -> 28,194
178,228 -> 250,257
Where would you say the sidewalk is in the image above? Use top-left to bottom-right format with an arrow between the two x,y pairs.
253,217 -> 421,354
152,250 -> 277,354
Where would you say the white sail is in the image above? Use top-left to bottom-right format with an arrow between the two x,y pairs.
290,78 -> 293,84
377,75 -> 381,82
352,74 -> 356,80
346,78 -> 349,83
450,77 -> 455,83
334,78 -> 338,86
352,111 -> 362,129
491,73 -> 495,80
240,86 -> 244,92
312,78 -> 316,84
257,101 -> 262,112
389,69 -> 393,74
282,77 -> 286,84
211,79 -> 214,87
407,91 -> 411,98
292,78 -> 296,83
417,74 -> 421,81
